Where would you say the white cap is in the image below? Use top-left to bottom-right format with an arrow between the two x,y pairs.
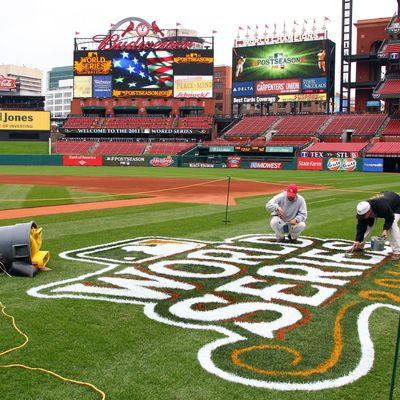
356,201 -> 371,217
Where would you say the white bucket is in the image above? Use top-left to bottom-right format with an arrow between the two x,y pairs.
371,236 -> 385,251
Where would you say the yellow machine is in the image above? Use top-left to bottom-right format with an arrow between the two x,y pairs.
0,221 -> 50,277
30,226 -> 50,270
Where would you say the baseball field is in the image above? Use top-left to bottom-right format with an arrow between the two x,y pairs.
0,165 -> 399,400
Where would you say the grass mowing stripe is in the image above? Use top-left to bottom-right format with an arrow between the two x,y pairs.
0,184 -> 33,210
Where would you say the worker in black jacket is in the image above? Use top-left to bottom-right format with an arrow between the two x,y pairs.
352,191 -> 400,259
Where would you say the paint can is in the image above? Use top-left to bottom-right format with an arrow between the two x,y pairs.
371,236 -> 385,251
283,224 -> 289,234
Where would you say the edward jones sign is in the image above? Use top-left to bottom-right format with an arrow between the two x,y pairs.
0,111 -> 50,131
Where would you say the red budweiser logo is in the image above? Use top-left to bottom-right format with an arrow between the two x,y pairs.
0,76 -> 16,89
150,157 -> 174,167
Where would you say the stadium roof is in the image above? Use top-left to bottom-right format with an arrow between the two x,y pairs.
366,141 -> 400,156
113,106 -> 138,110
374,78 -> 400,98
305,142 -> 368,152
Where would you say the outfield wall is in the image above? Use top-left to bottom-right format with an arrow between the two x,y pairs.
0,154 -> 382,172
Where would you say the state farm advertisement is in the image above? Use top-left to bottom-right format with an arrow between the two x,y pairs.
250,161 -> 282,169
297,157 -> 323,170
256,79 -> 301,95
63,155 -> 103,166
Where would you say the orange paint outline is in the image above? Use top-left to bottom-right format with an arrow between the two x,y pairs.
231,301 -> 357,377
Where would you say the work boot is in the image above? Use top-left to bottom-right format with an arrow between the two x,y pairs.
287,234 -> 298,243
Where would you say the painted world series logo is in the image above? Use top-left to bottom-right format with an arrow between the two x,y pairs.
28,234 -> 400,391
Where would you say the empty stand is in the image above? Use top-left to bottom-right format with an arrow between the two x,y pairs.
319,114 -> 386,142
380,41 -> 400,55
366,142 -> 400,156
376,78 -> 400,96
320,114 -> 385,135
304,142 -> 369,153
146,142 -> 196,155
177,116 -> 214,129
273,115 -> 329,135
381,119 -> 400,136
266,138 -> 310,146
55,140 -> 96,155
103,117 -> 174,129
92,142 -> 147,155
63,117 -> 99,129
223,116 -> 279,138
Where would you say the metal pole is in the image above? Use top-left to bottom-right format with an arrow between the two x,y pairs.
389,315 -> 400,400
223,176 -> 231,224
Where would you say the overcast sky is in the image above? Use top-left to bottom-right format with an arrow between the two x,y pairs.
1,0 -> 397,75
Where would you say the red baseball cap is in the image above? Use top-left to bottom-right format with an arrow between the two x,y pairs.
286,184 -> 298,199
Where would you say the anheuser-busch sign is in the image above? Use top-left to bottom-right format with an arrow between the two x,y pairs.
90,19 -> 193,51
28,234 -> 400,391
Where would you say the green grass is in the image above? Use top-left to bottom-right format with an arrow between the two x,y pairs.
0,166 -> 399,400
0,183 -> 143,209
0,142 -> 49,154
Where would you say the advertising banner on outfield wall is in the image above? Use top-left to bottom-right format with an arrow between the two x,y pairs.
103,155 -> 147,166
265,146 -> 293,153
250,161 -> 283,169
148,156 -> 176,167
301,150 -> 360,158
186,162 -> 216,168
63,155 -> 103,166
227,156 -> 241,168
325,157 -> 358,171
363,158 -> 384,172
209,146 -> 234,152
0,111 -> 50,131
297,157 -> 323,170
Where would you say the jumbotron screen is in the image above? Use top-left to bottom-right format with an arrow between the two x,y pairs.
232,40 -> 334,98
73,49 -> 214,99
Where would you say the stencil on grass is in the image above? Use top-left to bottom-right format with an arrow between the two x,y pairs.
27,234 -> 400,391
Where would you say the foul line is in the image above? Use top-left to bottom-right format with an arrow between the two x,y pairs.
0,177 -> 228,203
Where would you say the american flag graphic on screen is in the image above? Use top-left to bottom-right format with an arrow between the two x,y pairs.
112,50 -> 173,90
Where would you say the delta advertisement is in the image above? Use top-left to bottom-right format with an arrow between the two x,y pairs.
73,49 -> 213,98
0,111 -> 50,131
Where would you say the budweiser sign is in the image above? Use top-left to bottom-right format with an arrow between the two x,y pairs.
0,75 -> 16,90
88,18 -> 194,51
